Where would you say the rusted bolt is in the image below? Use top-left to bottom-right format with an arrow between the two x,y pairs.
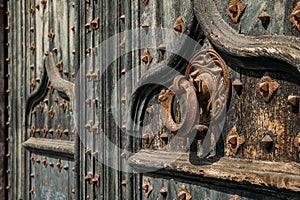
6,185 -> 11,191
48,29 -> 55,42
30,42 -> 35,54
85,172 -> 93,184
6,89 -> 10,95
256,75 -> 279,103
227,0 -> 247,23
36,158 -> 40,163
178,185 -> 191,200
92,123 -> 99,134
41,0 -> 47,9
288,95 -> 299,107
30,154 -> 35,165
121,68 -> 126,75
226,126 -> 245,154
290,2 -> 300,31
71,129 -> 76,135
56,125 -> 62,138
36,5 -> 40,10
92,174 -> 100,187
29,126 -> 35,136
42,125 -> 47,136
63,165 -> 69,170
42,156 -> 47,168
44,51 -> 49,56
6,169 -> 11,174
30,173 -> 34,177
261,134 -> 273,149
141,22 -> 149,29
120,15 -> 125,23
63,129 -> 69,135
30,64 -> 34,70
6,74 -> 10,78
142,177 -> 153,198
49,128 -> 54,134
49,162 -> 54,167
91,18 -> 99,30
52,47 -> 58,54
36,77 -> 41,82
38,101 -> 44,112
5,25 -> 10,32
231,194 -> 240,200
85,149 -> 91,155
92,70 -> 99,81
53,97 -> 59,103
56,60 -> 63,72
174,16 -> 185,37
6,138 -> 10,142
6,57 -> 10,63
56,159 -> 62,173
6,153 -> 10,158
71,72 -> 76,79
160,187 -> 168,196
121,180 -> 127,186
120,151 -> 126,159
141,48 -> 153,68
93,98 -> 98,105
30,5 -> 35,16
294,133 -> 300,151
85,21 -> 92,33
71,25 -> 75,32
142,0 -> 149,6
49,106 -> 55,118
30,27 -> 34,32
258,11 -> 270,28
48,83 -> 54,94
232,79 -> 243,93
60,99 -> 67,112
72,50 -> 76,55
30,79 -> 35,90
64,70 -> 69,76
72,166 -> 76,172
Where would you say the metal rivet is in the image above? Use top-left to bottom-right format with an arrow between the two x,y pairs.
56,125 -> 62,138
288,95 -> 299,107
6,153 -> 10,158
49,106 -> 55,118
48,29 -> 55,42
226,126 -> 245,154
63,165 -> 69,170
120,15 -> 125,23
85,172 -> 93,184
5,25 -> 10,32
290,2 -> 300,31
256,75 -> 279,103
41,0 -> 47,9
232,79 -> 243,93
141,48 -> 153,68
178,185 -> 191,200
142,177 -> 153,198
30,5 -> 35,16
121,180 -> 127,186
262,134 -> 273,149
174,17 -> 185,37
160,187 -> 168,196
227,0 -> 247,23
42,156 -> 47,168
60,99 -> 67,112
141,22 -> 149,29
56,159 -> 62,173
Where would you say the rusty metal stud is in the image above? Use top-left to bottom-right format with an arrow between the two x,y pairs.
49,162 -> 54,167
262,134 -> 273,149
85,21 -> 92,33
56,125 -> 62,138
30,79 -> 35,90
6,88 -> 10,95
56,159 -> 62,173
48,83 -> 54,94
63,165 -> 69,170
6,169 -> 11,174
38,101 -> 44,112
43,99 -> 49,104
226,126 -> 245,154
256,75 -> 279,103
91,18 -> 99,30
6,138 -> 10,142
63,70 -> 68,76
72,189 -> 75,193
56,60 -> 63,72
92,123 -> 99,134
227,0 -> 247,23
71,129 -> 76,135
5,25 -> 10,32
30,5 -> 35,16
142,177 -> 153,198
42,125 -> 47,136
294,133 -> 300,151
36,158 -> 41,163
6,153 -> 10,158
5,10 -> 9,15
85,121 -> 93,132
85,149 -> 91,155
36,77 -> 41,82
178,185 -> 191,200
6,74 -> 10,78
6,57 -> 10,63
30,154 -> 36,164
49,106 -> 55,118
60,99 -> 67,112
85,172 -> 93,184
48,128 -> 54,134
42,156 -> 47,168
160,132 -> 168,142
54,97 -> 59,103
141,22 -> 149,29
30,173 -> 34,177
30,64 -> 34,70
174,16 -> 185,37
72,166 -> 76,172
48,29 -> 55,42
231,194 -> 240,200
288,95 -> 299,107
29,126 -> 35,136
93,98 -> 98,105
92,174 -> 100,187
160,187 -> 168,196
92,70 -> 99,81
72,50 -> 76,55
120,15 -> 125,23
290,2 -> 300,31
41,0 -> 47,9
121,68 -> 126,75
35,128 -> 41,134
85,71 -> 92,81
71,25 -> 75,32
6,119 -> 10,127
30,27 -> 34,32
29,187 -> 35,196
121,180 -> 127,186
141,48 -> 153,68
62,129 -> 68,136
6,185 -> 11,191
259,11 -> 270,23
158,44 -> 166,54
52,47 -> 58,54
36,4 -> 40,10
142,0 -> 149,6
232,79 -> 243,93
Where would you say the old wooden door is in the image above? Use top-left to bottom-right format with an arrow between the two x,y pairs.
3,0 -> 300,200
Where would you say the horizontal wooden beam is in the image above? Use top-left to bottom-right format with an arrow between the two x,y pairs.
23,137 -> 75,159
129,150 -> 300,197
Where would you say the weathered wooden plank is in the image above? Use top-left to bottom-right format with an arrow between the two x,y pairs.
23,138 -> 75,159
129,150 -> 300,197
